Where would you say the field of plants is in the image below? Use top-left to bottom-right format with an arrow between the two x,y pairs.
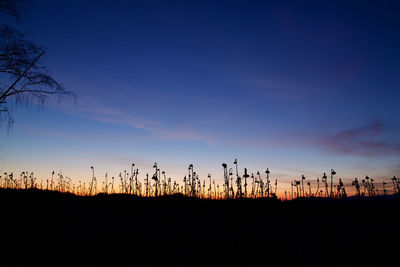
1,160 -> 399,200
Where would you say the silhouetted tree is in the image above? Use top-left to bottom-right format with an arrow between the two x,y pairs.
0,0 -> 74,129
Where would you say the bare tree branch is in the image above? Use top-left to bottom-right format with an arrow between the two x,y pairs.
0,0 -> 76,130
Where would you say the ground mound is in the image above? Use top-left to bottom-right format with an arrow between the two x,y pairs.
1,189 -> 398,266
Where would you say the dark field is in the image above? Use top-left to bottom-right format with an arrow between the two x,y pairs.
1,189 -> 398,266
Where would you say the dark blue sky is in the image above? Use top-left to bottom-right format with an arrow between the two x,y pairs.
2,0 -> 400,191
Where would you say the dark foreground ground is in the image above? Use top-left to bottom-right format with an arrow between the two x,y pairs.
0,189 -> 399,266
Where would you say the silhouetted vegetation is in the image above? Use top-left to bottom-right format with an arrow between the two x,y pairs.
2,160 -> 399,200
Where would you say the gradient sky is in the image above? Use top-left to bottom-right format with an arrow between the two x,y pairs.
1,0 -> 400,195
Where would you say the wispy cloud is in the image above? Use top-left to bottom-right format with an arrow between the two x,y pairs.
316,120 -> 400,157
56,99 -> 215,145
224,119 -> 400,159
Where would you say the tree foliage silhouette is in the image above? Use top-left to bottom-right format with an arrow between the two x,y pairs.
0,0 -> 74,130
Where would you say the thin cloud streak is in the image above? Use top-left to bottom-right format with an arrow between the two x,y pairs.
52,98 -> 400,158
316,120 -> 400,157
55,99 -> 215,145
223,119 -> 400,158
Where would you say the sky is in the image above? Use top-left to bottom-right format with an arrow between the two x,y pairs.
1,0 -> 400,195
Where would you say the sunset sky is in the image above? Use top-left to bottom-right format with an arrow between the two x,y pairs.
1,0 -> 400,195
